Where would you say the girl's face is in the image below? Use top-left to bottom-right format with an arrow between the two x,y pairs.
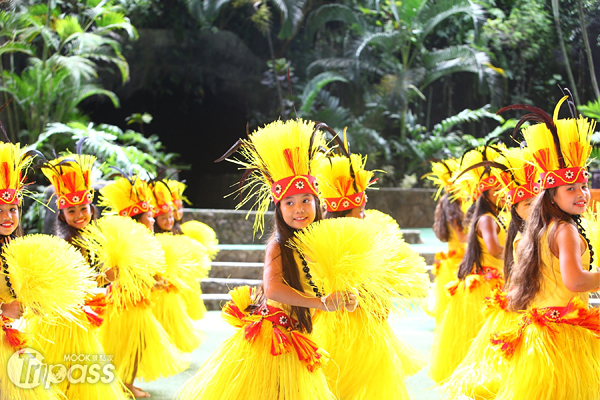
347,204 -> 366,219
553,182 -> 590,215
63,204 -> 92,230
156,210 -> 174,231
280,193 -> 317,230
514,197 -> 534,221
137,211 -> 155,231
0,204 -> 19,236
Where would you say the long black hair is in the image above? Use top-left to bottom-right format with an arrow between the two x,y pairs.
503,205 -> 525,285
457,192 -> 500,279
433,194 -> 465,242
260,195 -> 323,333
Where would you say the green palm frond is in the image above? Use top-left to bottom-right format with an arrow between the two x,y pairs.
415,0 -> 484,39
299,71 -> 348,115
421,45 -> 493,88
54,16 -> 83,41
430,105 -> 502,136
355,31 -> 401,59
305,4 -> 362,38
272,0 -> 307,39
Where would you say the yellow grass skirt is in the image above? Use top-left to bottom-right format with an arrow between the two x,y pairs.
27,309 -> 130,400
151,287 -> 204,353
493,299 -> 600,400
0,319 -> 64,399
181,279 -> 207,321
428,272 -> 502,383
99,300 -> 189,383
440,289 -> 519,399
427,250 -> 463,324
176,287 -> 334,400
314,308 -> 426,399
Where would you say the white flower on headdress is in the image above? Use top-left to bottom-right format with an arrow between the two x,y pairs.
274,184 -> 282,194
279,316 -> 288,325
583,170 -> 589,177
313,181 -> 319,188
133,207 -> 139,214
72,195 -> 80,203
260,307 -> 269,316
1,191 -> 11,201
59,198 -> 66,206
342,200 -> 350,208
295,181 -> 305,190
121,211 -> 128,216
86,192 -> 93,201
16,192 -> 22,201
331,201 -> 337,209
533,186 -> 540,193
517,190 -> 524,198
489,178 -> 495,184
355,196 -> 361,203
547,176 -> 555,185
565,170 -> 574,179
549,309 -> 560,319
507,195 -> 512,203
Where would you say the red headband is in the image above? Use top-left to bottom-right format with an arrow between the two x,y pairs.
270,175 -> 319,204
540,167 -> 588,190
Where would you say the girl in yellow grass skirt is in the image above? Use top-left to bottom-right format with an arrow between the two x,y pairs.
425,158 -> 468,324
176,119 -> 357,400
490,97 -> 600,400
25,153 -> 132,400
149,180 -> 204,353
303,151 -> 429,400
81,175 -> 189,398
429,145 -> 508,384
441,146 -> 539,399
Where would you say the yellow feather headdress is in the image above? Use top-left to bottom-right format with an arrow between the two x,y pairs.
490,147 -> 541,206
165,179 -> 189,220
423,158 -> 460,200
500,96 -> 595,190
41,153 -> 96,209
222,119 -> 326,233
99,175 -> 153,217
0,142 -> 36,205
150,180 -> 174,217
453,144 -> 506,202
313,153 -> 376,212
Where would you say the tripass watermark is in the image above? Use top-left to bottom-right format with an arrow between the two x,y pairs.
7,348 -> 117,389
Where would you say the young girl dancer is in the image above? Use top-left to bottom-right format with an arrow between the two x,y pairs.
442,145 -> 540,399
309,151 -> 428,399
175,119 -> 356,400
87,175 -> 188,398
425,158 -> 467,324
429,145 -> 508,383
492,97 -> 600,400
31,152 -> 131,399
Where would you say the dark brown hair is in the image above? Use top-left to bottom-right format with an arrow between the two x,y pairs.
433,194 -> 465,242
324,208 -> 352,219
55,204 -> 98,247
502,205 -> 525,285
457,192 -> 500,280
172,220 -> 183,235
508,188 -> 572,311
260,195 -> 323,333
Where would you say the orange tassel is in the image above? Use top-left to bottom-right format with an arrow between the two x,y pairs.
466,274 -> 483,291
4,326 -> 28,350
289,331 -> 324,371
244,320 -> 263,343
84,310 -> 103,327
445,280 -> 460,297
490,328 -> 522,360
270,326 -> 292,356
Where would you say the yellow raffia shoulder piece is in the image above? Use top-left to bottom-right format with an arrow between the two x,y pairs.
290,217 -> 429,322
5,234 -> 96,323
453,145 -> 505,201
173,234 -> 211,280
314,153 -> 374,199
155,233 -> 202,291
583,203 -> 600,270
181,220 -> 219,260
364,209 -> 403,240
99,176 -> 152,214
229,119 -> 326,233
77,216 -> 166,309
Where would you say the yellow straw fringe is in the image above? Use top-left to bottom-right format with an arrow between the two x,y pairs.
5,234 -> 96,325
181,220 -> 220,260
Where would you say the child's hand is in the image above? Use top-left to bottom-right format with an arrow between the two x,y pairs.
1,300 -> 22,319
344,293 -> 358,312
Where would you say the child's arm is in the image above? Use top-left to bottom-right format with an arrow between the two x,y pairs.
263,241 -> 354,312
477,215 -> 504,259
555,223 -> 600,292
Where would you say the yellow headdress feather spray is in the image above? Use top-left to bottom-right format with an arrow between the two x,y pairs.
99,175 -> 153,217
41,153 -> 96,209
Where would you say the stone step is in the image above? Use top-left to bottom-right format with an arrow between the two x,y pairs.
209,261 -> 264,279
214,246 -> 437,265
202,277 -> 262,294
